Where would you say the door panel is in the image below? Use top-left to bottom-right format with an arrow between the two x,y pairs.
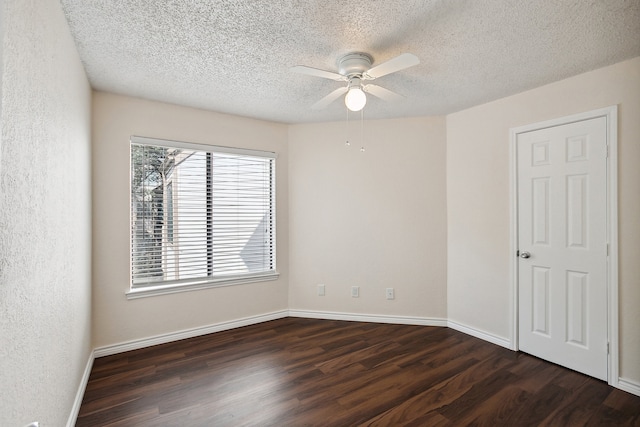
517,116 -> 607,381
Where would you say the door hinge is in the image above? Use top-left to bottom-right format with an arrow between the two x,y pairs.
607,342 -> 610,354
606,244 -> 610,256
606,145 -> 609,158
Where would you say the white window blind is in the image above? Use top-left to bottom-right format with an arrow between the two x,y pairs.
130,136 -> 276,291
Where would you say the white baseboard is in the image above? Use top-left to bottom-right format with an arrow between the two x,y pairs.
616,377 -> 640,397
94,310 -> 289,358
94,310 -> 446,359
288,309 -> 448,327
67,349 -> 94,427
447,320 -> 512,349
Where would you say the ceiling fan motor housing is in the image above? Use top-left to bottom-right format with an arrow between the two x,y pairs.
338,52 -> 373,77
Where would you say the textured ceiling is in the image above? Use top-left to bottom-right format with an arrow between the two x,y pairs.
60,0 -> 640,124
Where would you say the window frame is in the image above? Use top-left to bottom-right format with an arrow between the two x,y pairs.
127,135 -> 278,299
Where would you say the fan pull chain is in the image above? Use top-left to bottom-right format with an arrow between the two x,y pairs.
344,108 -> 351,147
345,107 -> 350,147
360,109 -> 365,152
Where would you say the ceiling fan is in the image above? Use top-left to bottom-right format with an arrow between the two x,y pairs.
291,52 -> 420,112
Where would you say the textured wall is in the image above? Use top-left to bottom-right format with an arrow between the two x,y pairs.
288,117 -> 448,320
447,57 -> 640,385
91,92 -> 288,349
0,0 -> 92,425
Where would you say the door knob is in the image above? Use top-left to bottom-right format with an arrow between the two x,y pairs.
520,251 -> 531,259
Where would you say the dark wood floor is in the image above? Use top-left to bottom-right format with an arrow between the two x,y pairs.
77,317 -> 640,426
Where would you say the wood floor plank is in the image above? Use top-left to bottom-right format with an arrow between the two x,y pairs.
538,378 -> 614,426
361,352 -> 516,426
453,384 -> 531,426
76,318 -> 640,426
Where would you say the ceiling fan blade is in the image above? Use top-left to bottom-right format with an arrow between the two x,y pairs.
291,65 -> 347,81
363,84 -> 404,102
311,86 -> 348,109
364,53 -> 420,80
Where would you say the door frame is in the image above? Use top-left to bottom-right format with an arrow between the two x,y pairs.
509,105 -> 618,386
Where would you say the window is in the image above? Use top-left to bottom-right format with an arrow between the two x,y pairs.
129,136 -> 277,297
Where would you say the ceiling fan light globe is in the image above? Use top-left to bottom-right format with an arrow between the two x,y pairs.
345,88 -> 366,111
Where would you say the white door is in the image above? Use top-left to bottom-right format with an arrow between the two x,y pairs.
517,116 -> 608,381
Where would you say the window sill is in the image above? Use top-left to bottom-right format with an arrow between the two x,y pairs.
126,272 -> 280,300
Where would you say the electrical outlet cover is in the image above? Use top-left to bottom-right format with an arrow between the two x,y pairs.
386,288 -> 395,299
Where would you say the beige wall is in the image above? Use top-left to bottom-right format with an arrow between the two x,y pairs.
446,57 -> 640,384
288,117 -> 448,320
91,92 -> 289,348
0,0 -> 92,425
